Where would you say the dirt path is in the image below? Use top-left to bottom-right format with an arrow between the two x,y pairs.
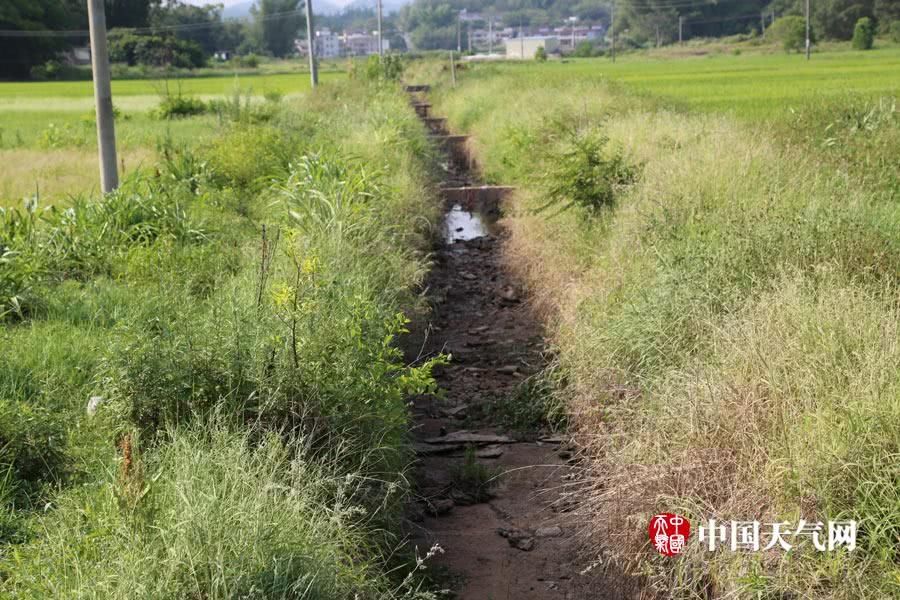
403,87 -> 596,599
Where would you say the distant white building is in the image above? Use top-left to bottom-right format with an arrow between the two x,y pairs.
505,36 -> 559,60
316,28 -> 342,58
296,30 -> 390,58
295,29 -> 342,58
342,32 -> 389,56
555,26 -> 604,51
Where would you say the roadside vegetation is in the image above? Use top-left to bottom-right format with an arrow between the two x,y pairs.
416,46 -> 899,597
0,75 -> 444,597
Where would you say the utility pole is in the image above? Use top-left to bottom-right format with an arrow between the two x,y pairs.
805,0 -> 811,60
611,0 -> 616,63
457,12 -> 462,52
569,16 -> 577,53
450,51 -> 457,86
679,15 -> 684,45
520,23 -> 524,59
378,0 -> 384,58
87,0 -> 118,193
376,0 -> 383,57
305,0 -> 318,86
488,15 -> 493,55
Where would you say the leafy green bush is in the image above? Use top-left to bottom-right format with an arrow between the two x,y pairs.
205,125 -> 293,188
153,94 -> 208,119
233,53 -> 260,68
535,46 -> 548,61
770,15 -> 812,52
892,21 -> 900,43
852,17 -> 875,50
542,126 -> 637,213
0,400 -> 66,496
573,41 -> 596,57
354,54 -> 405,82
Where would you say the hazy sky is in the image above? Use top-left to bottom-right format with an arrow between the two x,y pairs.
185,0 -> 361,6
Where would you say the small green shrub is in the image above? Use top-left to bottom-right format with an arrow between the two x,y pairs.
535,46 -> 548,61
770,15 -> 812,52
891,21 -> 900,43
205,125 -> 292,188
234,53 -> 260,68
354,54 -> 404,82
542,126 -> 637,213
153,95 -> 207,119
37,122 -> 91,148
573,41 -> 596,57
852,17 -> 875,50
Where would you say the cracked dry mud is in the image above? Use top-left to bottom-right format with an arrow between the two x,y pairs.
402,91 -> 597,599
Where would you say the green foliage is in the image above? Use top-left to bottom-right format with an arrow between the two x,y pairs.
892,21 -> 900,43
108,29 -> 207,69
492,371 -> 567,432
0,176 -> 206,321
0,80 -> 442,595
542,126 -> 637,213
28,60 -> 88,82
205,124 -> 295,188
770,15 -> 812,52
0,0 -> 85,79
534,46 -> 548,61
356,54 -> 405,82
0,400 -> 67,496
153,94 -> 208,119
249,0 -> 304,58
0,424 -> 398,598
573,41 -> 596,57
234,53 -> 261,68
852,17 -> 875,49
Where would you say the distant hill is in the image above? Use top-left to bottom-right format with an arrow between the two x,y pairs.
223,0 -> 342,20
344,0 -> 410,14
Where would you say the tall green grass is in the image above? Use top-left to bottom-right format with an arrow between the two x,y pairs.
421,56 -> 900,597
0,79 -> 443,597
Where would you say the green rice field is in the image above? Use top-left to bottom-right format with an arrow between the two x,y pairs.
475,46 -> 900,119
0,70 -> 345,204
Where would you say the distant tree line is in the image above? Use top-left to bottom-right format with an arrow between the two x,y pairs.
0,0 -> 322,80
398,0 -> 900,50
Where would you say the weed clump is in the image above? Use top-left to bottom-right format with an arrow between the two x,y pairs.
451,446 -> 499,503
153,94 -> 207,119
541,126 -> 637,214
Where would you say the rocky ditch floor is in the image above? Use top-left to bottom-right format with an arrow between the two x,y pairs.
403,89 -> 597,599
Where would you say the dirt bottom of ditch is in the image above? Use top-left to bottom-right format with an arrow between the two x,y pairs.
402,86 -> 610,600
